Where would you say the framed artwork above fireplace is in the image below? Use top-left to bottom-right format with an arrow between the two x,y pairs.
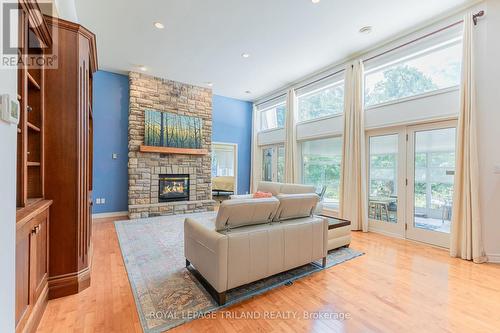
141,109 -> 208,155
145,109 -> 202,148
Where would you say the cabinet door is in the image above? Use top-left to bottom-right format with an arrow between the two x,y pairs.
15,224 -> 33,327
32,210 -> 49,300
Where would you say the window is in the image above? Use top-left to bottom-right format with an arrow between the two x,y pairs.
260,103 -> 286,131
277,145 -> 285,183
301,137 -> 342,209
365,39 -> 462,107
368,134 -> 399,223
211,144 -> 235,177
414,128 -> 456,226
261,144 -> 285,182
262,147 -> 273,181
298,81 -> 344,122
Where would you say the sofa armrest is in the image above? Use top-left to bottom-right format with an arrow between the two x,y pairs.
229,194 -> 254,200
184,218 -> 228,292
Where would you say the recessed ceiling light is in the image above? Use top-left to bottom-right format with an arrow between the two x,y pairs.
311,0 -> 320,4
359,26 -> 373,34
138,65 -> 147,71
205,82 -> 213,87
154,22 -> 165,29
241,53 -> 250,58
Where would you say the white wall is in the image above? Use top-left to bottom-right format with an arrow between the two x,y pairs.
53,0 -> 78,22
476,0 -> 500,262
0,0 -> 18,331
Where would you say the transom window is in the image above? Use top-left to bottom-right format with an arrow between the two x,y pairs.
365,38 -> 462,107
298,81 -> 344,122
260,103 -> 286,131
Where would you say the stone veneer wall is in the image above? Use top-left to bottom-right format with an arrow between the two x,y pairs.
128,72 -> 215,219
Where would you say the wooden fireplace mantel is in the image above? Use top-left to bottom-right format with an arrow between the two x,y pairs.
139,145 -> 208,155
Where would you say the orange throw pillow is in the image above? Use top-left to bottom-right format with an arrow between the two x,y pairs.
253,191 -> 273,198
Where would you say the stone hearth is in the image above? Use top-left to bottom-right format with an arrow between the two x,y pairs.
127,72 -> 215,219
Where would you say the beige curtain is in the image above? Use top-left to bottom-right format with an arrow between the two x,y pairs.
339,60 -> 368,231
450,13 -> 486,263
249,105 -> 261,192
284,89 -> 298,183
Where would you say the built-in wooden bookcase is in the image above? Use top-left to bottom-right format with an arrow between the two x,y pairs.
15,2 -> 53,332
17,10 -> 47,207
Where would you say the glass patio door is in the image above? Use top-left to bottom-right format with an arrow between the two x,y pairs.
367,130 -> 406,237
261,144 -> 284,183
406,121 -> 457,248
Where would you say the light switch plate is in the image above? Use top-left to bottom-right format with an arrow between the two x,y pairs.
112,153 -> 118,159
494,165 -> 500,174
101,198 -> 106,204
96,198 -> 101,204
0,94 -> 10,123
0,94 -> 20,124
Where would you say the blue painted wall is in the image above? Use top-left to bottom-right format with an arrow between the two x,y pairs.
92,71 -> 129,213
212,95 -> 253,195
92,71 -> 253,213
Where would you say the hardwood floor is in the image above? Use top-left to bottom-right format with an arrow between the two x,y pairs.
37,216 -> 500,333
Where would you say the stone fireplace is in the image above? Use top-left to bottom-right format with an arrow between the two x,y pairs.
128,72 -> 215,218
158,174 -> 190,202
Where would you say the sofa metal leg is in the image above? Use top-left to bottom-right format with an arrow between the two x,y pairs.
322,256 -> 327,268
217,291 -> 227,306
187,262 -> 227,305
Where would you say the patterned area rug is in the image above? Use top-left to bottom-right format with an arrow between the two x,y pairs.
115,212 -> 364,333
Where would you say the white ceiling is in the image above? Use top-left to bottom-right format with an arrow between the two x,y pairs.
75,0 -> 473,101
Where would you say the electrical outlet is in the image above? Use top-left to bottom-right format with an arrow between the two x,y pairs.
96,198 -> 101,204
112,153 -> 118,159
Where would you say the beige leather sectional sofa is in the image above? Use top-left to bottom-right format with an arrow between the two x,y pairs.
232,181 -> 352,250
184,193 -> 328,305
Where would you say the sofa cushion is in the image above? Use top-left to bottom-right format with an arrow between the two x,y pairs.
215,197 -> 279,231
279,183 -> 315,194
257,181 -> 282,196
273,193 -> 319,222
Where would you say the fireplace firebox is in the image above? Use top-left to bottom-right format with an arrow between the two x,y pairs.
158,174 -> 190,202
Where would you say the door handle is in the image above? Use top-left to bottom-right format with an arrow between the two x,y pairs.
32,225 -> 40,235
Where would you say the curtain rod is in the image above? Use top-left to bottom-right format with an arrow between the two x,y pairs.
256,67 -> 346,107
256,10 -> 484,107
255,92 -> 287,108
364,10 -> 484,63
295,68 -> 346,92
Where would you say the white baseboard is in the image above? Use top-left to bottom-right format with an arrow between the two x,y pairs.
486,253 -> 500,263
367,227 -> 406,240
92,211 -> 128,219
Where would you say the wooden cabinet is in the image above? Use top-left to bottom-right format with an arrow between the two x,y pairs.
16,201 -> 52,333
43,16 -> 97,299
15,2 -> 53,332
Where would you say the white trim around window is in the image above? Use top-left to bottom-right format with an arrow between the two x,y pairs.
212,142 -> 239,195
